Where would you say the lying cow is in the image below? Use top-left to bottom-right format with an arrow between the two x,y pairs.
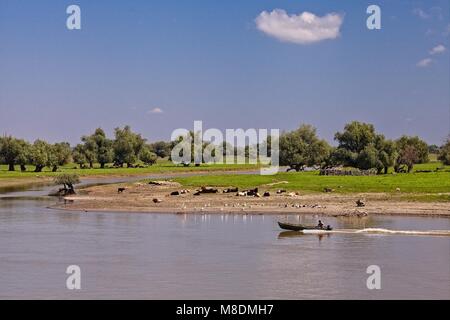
171,190 -> 189,196
244,188 -> 258,196
236,188 -> 260,197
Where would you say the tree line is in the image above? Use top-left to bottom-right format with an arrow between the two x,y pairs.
0,121 -> 449,173
279,121 -> 450,173
0,126 -> 170,172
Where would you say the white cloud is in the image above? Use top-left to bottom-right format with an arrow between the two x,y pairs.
148,107 -> 163,114
255,9 -> 344,45
416,58 -> 433,67
413,7 -> 443,20
412,8 -> 430,19
430,44 -> 446,55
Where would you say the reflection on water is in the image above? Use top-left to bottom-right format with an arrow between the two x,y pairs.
0,176 -> 147,198
277,231 -> 333,243
0,184 -> 449,299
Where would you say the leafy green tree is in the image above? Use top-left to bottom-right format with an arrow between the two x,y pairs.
395,136 -> 429,172
375,135 -> 397,174
329,147 -> 355,168
356,144 -> 381,171
30,140 -> 51,172
0,136 -> 30,171
113,126 -> 146,167
139,145 -> 157,165
80,135 -> 97,168
438,137 -> 450,165
16,140 -> 31,172
333,121 -> 376,168
333,121 -> 398,173
81,128 -> 113,168
395,145 -> 418,173
49,142 -> 72,172
149,141 -> 171,158
335,121 -> 376,154
279,124 -> 331,171
428,144 -> 440,154
72,144 -> 88,169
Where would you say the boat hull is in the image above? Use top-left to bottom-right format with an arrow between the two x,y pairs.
278,221 -> 332,231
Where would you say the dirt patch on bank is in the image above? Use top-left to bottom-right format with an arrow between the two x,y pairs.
53,181 -> 450,217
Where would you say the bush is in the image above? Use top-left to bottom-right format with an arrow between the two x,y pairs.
54,174 -> 80,195
139,146 -> 157,165
438,138 -> 450,165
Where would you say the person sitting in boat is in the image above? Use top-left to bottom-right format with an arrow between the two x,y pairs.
317,220 -> 324,229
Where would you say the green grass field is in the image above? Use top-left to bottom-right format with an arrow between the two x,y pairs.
0,161 -> 261,180
174,162 -> 450,195
2,160 -> 449,197
1,160 -> 444,179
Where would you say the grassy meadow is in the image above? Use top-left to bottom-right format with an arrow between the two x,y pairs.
173,161 -> 450,197
0,159 -> 262,189
1,158 -> 450,201
0,161 -> 260,178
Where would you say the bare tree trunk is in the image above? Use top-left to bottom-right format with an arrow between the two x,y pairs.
67,183 -> 75,194
20,164 -> 26,172
8,163 -> 15,171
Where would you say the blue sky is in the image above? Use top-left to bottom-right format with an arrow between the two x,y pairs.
0,0 -> 449,145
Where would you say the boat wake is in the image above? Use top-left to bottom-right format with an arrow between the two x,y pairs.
354,228 -> 450,236
302,228 -> 450,237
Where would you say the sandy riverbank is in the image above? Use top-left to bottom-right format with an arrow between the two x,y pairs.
53,181 -> 450,217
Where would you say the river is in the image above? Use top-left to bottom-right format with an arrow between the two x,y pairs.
0,177 -> 449,299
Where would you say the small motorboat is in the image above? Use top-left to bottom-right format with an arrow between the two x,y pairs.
278,221 -> 333,231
